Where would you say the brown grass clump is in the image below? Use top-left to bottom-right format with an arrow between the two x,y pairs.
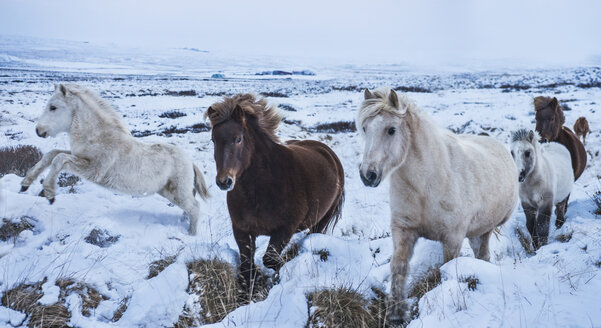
147,254 -> 178,279
310,121 -> 357,133
0,216 -> 35,243
368,287 -> 387,328
408,267 -> 442,300
175,258 -> 241,326
2,278 -> 108,327
307,287 -> 376,328
0,145 -> 42,177
111,296 -> 130,322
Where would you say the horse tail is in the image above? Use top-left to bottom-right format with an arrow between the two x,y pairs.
193,164 -> 210,200
312,160 -> 345,234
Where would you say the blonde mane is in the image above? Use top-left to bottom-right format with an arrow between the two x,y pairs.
356,87 -> 420,131
205,93 -> 282,143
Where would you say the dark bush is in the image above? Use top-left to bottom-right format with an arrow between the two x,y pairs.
0,145 -> 43,177
310,121 -> 357,133
159,110 -> 187,119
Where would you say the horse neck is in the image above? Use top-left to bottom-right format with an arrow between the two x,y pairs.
401,110 -> 447,172
527,142 -> 546,182
70,95 -> 125,139
240,125 -> 286,183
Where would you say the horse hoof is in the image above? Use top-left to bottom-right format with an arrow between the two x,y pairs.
38,190 -> 45,197
49,198 -> 55,205
20,185 -> 29,192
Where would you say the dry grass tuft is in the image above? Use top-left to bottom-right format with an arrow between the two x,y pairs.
0,145 -> 42,177
57,173 -> 80,193
515,227 -> 535,255
281,241 -> 301,264
2,278 -> 108,327
368,286 -> 387,328
176,258 -> 241,326
0,216 -> 35,243
408,267 -> 442,300
313,249 -> 330,262
310,121 -> 357,133
111,296 -> 130,322
306,287 -> 376,328
593,189 -> 601,216
556,231 -> 573,243
460,275 -> 480,291
147,254 -> 178,279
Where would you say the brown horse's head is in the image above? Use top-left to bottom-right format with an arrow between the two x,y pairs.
534,96 -> 565,142
205,94 -> 282,191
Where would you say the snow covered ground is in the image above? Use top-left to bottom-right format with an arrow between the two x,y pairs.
1,37 -> 601,327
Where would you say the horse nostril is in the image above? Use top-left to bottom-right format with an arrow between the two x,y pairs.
367,171 -> 377,182
225,178 -> 232,187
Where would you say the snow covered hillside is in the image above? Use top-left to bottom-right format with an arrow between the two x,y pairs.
1,39 -> 601,327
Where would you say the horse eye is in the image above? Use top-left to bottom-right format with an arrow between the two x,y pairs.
387,127 -> 396,135
525,151 -> 531,158
362,126 -> 366,133
49,105 -> 57,111
510,151 -> 514,158
235,136 -> 242,144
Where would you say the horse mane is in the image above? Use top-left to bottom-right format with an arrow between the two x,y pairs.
356,87 -> 419,131
205,94 -> 282,143
511,128 -> 540,143
65,84 -> 130,134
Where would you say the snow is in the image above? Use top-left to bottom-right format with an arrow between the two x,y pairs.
1,36 -> 601,327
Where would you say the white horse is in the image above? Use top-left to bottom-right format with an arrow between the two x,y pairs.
21,84 -> 209,235
510,129 -> 573,250
357,88 -> 518,326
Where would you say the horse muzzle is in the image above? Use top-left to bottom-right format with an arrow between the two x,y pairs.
216,176 -> 235,191
36,127 -> 48,138
360,169 -> 381,187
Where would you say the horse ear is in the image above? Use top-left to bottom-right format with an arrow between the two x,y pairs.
527,130 -> 535,142
388,89 -> 399,109
204,106 -> 215,120
232,104 -> 245,122
364,89 -> 375,100
550,97 -> 559,109
58,84 -> 67,96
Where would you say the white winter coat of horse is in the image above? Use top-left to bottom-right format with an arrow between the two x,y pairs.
21,84 -> 208,235
357,88 -> 518,326
510,129 -> 573,250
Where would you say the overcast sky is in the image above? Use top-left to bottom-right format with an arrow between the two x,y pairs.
1,0 -> 600,65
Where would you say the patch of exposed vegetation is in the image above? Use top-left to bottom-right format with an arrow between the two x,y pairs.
2,278 -> 108,328
147,254 -> 178,279
278,104 -> 297,112
164,90 -> 197,97
394,86 -> 431,93
556,230 -> 573,243
0,216 -> 35,243
111,296 -> 130,322
313,249 -> 330,262
307,287 -> 377,328
0,145 -> 42,177
310,121 -> 357,133
57,173 -> 80,193
159,110 -> 187,119
593,188 -> 601,216
460,275 -> 480,291
260,91 -> 289,98
408,267 -> 442,300
84,228 -> 120,248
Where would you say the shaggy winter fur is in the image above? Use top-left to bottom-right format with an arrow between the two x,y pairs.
357,88 -> 518,326
20,84 -> 209,235
511,129 -> 573,249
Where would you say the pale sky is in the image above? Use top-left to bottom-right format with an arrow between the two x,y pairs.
1,0 -> 600,65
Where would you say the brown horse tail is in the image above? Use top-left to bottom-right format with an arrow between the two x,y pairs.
193,164 -> 210,200
312,184 -> 345,234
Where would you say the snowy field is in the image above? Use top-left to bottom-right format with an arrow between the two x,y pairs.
1,37 -> 601,327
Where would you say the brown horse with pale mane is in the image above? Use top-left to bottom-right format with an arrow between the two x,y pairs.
205,94 -> 344,292
534,96 -> 587,228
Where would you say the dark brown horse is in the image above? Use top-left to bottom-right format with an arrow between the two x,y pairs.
573,116 -> 590,145
534,96 -> 587,228
205,94 -> 344,291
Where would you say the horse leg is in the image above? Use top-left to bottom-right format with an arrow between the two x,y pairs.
554,194 -> 569,229
522,203 -> 537,240
158,185 -> 201,235
233,228 -> 256,298
386,225 -> 418,327
263,228 -> 294,271
469,230 -> 492,262
533,203 -> 552,250
40,153 -> 89,203
443,235 -> 463,263
20,150 -> 71,191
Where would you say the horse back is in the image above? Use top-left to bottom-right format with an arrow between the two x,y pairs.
555,127 -> 586,180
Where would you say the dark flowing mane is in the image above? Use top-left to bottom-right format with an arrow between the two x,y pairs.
204,93 -> 282,143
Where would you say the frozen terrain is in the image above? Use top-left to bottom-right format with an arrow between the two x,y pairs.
1,36 -> 601,327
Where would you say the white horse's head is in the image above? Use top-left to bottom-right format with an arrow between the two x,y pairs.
356,87 -> 411,187
36,84 -> 75,138
510,129 -> 539,183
